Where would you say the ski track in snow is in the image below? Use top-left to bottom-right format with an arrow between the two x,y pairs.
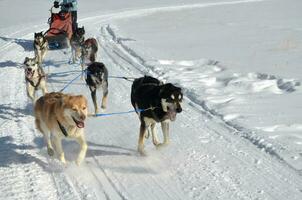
1,0 -> 302,199
98,24 -> 302,199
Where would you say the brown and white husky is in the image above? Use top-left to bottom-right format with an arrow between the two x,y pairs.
81,38 -> 98,74
34,92 -> 88,165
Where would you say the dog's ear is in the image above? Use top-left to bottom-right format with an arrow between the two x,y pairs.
34,56 -> 39,64
159,83 -> 182,99
23,57 -> 29,64
77,95 -> 88,105
34,32 -> 37,37
175,86 -> 182,94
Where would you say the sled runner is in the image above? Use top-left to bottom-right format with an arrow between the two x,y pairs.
45,6 -> 73,50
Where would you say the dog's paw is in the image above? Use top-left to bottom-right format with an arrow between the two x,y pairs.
58,153 -> 67,164
47,147 -> 54,156
60,160 -> 68,168
156,143 -> 169,149
75,158 -> 84,166
138,148 -> 147,156
139,151 -> 147,157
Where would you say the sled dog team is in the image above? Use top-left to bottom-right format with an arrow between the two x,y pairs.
24,26 -> 183,165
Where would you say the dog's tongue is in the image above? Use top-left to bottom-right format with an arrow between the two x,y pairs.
76,121 -> 85,128
26,70 -> 33,78
73,117 -> 85,128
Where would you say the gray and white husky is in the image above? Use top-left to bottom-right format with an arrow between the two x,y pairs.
33,32 -> 48,65
23,57 -> 48,103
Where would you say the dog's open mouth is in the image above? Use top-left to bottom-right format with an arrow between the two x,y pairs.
25,69 -> 34,79
72,117 -> 85,128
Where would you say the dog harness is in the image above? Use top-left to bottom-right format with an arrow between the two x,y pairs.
25,75 -> 45,90
35,39 -> 48,50
73,33 -> 84,46
25,67 -> 46,90
57,120 -> 68,137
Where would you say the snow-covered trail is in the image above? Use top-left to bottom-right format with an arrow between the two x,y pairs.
0,27 -> 61,199
1,1 -> 302,199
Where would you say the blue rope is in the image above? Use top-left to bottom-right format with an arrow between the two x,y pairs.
56,70 -> 155,117
59,70 -> 85,92
58,69 -> 134,92
92,108 -> 153,117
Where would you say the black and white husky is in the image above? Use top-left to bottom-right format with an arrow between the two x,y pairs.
131,76 -> 183,155
85,62 -> 108,114
23,57 -> 47,103
33,32 -> 48,65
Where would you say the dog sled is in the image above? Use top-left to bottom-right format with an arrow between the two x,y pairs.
45,6 -> 73,50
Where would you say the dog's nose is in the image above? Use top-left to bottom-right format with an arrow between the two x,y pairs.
80,115 -> 86,121
176,106 -> 182,113
27,68 -> 32,71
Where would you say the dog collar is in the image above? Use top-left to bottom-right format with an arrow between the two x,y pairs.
57,120 -> 68,137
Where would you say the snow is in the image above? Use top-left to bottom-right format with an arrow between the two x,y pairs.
1,0 -> 302,199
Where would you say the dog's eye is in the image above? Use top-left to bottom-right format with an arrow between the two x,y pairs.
82,106 -> 86,110
166,98 -> 174,103
72,107 -> 77,111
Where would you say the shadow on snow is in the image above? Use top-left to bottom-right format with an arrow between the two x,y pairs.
0,36 -> 33,52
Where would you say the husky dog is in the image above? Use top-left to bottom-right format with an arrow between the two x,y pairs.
34,32 -> 48,65
24,57 -> 47,103
81,38 -> 98,73
70,26 -> 85,63
34,92 -> 88,165
85,62 -> 108,114
131,76 -> 183,155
